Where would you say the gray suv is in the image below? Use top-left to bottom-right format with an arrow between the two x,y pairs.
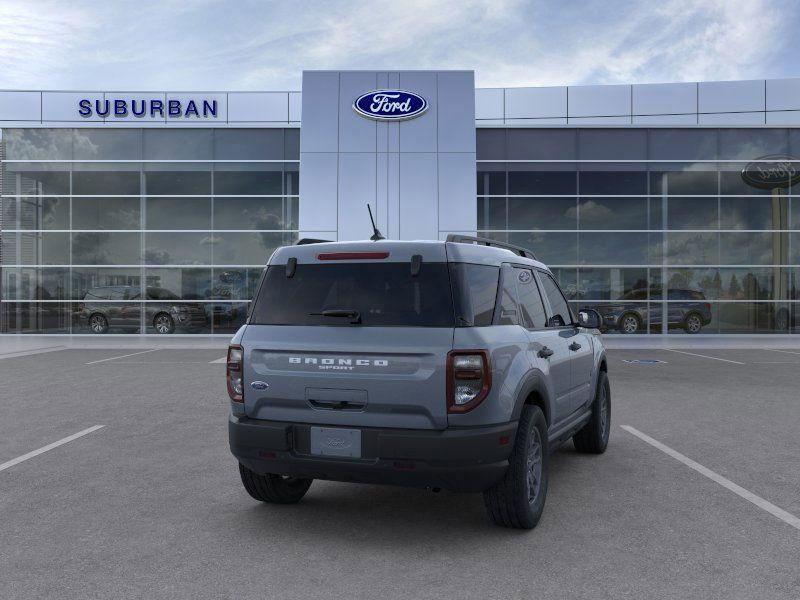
228,235 -> 610,529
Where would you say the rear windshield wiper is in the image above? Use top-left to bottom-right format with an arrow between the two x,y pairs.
309,309 -> 362,324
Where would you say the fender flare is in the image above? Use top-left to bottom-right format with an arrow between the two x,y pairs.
511,369 -> 554,426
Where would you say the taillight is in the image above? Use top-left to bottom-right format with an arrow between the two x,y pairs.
447,350 -> 491,413
227,344 -> 244,402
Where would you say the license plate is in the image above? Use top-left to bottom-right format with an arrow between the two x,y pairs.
310,427 -> 362,458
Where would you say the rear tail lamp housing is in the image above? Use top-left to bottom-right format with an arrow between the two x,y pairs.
227,344 -> 244,402
447,350 -> 491,413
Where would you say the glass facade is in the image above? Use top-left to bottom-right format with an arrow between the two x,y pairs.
1,125 -> 798,335
0,128 -> 298,334
478,128 -> 800,334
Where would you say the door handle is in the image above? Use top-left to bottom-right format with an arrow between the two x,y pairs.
538,346 -> 554,359
569,342 -> 582,351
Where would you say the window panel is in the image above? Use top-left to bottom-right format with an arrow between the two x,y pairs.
477,197 -> 507,230
578,232 -> 652,265
144,232 -> 212,265
71,232 -> 141,265
72,197 -> 140,230
143,129 -> 213,160
721,195 -> 788,230
20,196 -> 70,230
508,170 -> 575,195
72,170 -> 140,195
2,129 -> 73,160
483,232 -> 577,266
579,129 -> 647,161
667,232 -> 719,265
210,232 -> 293,265
720,232 -> 781,265
72,129 -> 142,160
213,170 -> 282,195
508,197 -> 577,230
145,171 -> 211,195
578,197 -> 647,230
578,268 -> 649,301
145,268 -> 212,300
210,268 -> 264,301
71,268 -> 142,301
145,197 -> 211,230
0,302 -> 71,333
213,129 -> 284,160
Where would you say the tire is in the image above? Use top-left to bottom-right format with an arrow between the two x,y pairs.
573,371 -> 611,454
88,313 -> 108,334
238,463 -> 312,504
683,312 -> 703,334
618,313 -> 641,334
483,405 -> 549,529
153,313 -> 175,334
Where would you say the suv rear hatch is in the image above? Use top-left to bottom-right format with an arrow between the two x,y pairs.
242,242 -> 454,430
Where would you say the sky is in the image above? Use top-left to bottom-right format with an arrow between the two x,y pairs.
0,0 -> 798,91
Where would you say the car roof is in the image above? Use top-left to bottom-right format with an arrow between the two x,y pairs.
269,239 -> 549,270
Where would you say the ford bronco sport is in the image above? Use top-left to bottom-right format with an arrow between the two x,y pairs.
228,235 -> 609,529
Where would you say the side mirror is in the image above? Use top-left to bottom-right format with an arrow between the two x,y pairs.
578,309 -> 601,329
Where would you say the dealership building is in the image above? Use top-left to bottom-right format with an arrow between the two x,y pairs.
1,70 -> 799,335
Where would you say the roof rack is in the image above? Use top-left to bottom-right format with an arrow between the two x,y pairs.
296,238 -> 333,245
446,234 -> 536,260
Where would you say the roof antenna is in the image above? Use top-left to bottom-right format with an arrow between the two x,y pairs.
367,204 -> 385,241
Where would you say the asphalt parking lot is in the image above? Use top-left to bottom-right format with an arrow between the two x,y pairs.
1,345 -> 799,599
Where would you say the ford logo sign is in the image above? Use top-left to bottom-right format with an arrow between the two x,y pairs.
250,381 -> 269,390
353,90 -> 428,121
741,155 -> 800,190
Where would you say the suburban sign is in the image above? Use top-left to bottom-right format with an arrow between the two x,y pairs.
352,90 -> 428,121
741,155 -> 800,190
78,98 -> 219,119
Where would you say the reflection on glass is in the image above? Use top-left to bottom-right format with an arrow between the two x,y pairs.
71,232 -> 141,265
508,197 -> 577,230
213,197 -> 285,230
145,197 -> 211,230
210,232 -> 294,265
144,233 -> 212,265
578,233 -> 652,265
72,171 -> 140,195
20,196 -> 70,230
144,268 -> 212,300
72,197 -> 140,230
214,170 -> 282,195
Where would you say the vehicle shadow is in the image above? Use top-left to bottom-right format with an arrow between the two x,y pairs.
230,446 -> 593,544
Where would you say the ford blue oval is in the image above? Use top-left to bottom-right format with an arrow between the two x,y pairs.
352,90 -> 428,121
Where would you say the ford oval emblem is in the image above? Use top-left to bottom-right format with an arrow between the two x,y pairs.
353,90 -> 428,121
741,155 -> 800,190
250,381 -> 269,390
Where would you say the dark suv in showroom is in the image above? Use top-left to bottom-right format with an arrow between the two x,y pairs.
76,286 -> 207,334
583,287 -> 712,334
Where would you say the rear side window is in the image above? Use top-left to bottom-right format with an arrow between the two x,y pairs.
496,265 -> 519,326
449,263 -> 500,326
539,272 -> 573,327
514,268 -> 547,328
250,262 -> 454,327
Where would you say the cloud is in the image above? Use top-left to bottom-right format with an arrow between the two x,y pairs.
0,0 -> 795,91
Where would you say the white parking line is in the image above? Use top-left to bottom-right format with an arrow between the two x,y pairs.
0,346 -> 66,360
85,349 -> 159,365
663,349 -> 745,365
0,425 -> 105,473
762,348 -> 800,356
210,356 -> 227,364
621,425 -> 800,531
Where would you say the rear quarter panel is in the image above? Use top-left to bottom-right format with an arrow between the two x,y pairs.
448,325 -> 532,427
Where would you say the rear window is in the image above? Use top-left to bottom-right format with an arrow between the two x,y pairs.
250,262 -> 455,327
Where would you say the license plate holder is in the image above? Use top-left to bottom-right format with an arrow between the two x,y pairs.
310,427 -> 362,458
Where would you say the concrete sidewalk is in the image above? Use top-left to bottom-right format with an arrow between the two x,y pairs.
2,333 -> 800,352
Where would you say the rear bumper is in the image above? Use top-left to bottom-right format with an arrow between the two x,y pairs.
229,415 -> 517,493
